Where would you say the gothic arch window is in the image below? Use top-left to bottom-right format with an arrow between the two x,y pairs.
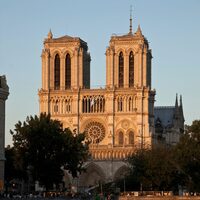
54,100 -> 59,113
65,99 -> 71,113
118,52 -> 124,88
117,96 -> 123,112
118,131 -> 124,145
128,131 -> 134,145
54,54 -> 60,90
65,53 -> 71,89
128,96 -> 133,112
82,95 -> 105,113
82,98 -> 86,113
129,51 -> 134,87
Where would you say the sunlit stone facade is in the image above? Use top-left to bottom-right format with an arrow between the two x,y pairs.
38,25 -> 157,188
0,75 -> 9,190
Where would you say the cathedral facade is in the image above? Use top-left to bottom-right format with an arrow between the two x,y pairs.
38,22 -> 183,188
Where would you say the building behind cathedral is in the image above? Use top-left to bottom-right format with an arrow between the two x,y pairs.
38,20 -> 184,188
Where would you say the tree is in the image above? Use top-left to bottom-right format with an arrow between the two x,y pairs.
174,120 -> 200,192
126,120 -> 200,193
5,146 -> 17,182
10,113 -> 89,190
126,148 -> 149,191
127,146 -> 179,192
5,146 -> 19,192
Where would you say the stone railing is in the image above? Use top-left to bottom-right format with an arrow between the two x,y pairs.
119,194 -> 200,200
89,144 -> 135,160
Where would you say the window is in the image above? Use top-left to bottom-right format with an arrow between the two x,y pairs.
66,99 -> 71,113
82,95 -> 105,113
129,131 -> 134,145
119,52 -> 124,87
128,97 -> 133,112
129,51 -> 134,87
117,97 -> 123,112
54,54 -> 60,90
118,131 -> 124,145
54,100 -> 59,113
65,54 -> 71,89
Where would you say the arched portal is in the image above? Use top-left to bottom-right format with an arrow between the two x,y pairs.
78,162 -> 106,188
113,165 -> 130,181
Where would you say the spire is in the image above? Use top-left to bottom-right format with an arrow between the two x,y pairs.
174,93 -> 179,120
136,25 -> 142,36
179,94 -> 185,123
180,95 -> 183,107
129,5 -> 133,34
175,93 -> 178,108
47,29 -> 53,39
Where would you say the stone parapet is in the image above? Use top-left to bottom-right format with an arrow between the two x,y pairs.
119,196 -> 200,200
89,144 -> 135,160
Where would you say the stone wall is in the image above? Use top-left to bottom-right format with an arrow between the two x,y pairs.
119,196 -> 200,200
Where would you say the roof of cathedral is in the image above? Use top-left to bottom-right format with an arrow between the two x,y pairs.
110,25 -> 149,46
154,94 -> 184,128
48,35 -> 86,43
154,106 -> 175,127
44,30 -> 88,48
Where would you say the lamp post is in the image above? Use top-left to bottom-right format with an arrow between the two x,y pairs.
123,176 -> 126,194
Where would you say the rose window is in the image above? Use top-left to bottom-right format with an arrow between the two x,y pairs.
85,121 -> 105,144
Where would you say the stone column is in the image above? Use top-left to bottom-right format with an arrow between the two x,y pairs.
138,50 -> 143,87
50,56 -> 54,89
0,76 -> 9,191
41,50 -> 46,89
142,49 -> 147,87
73,48 -> 79,89
106,49 -> 110,87
79,48 -> 83,88
41,49 -> 50,90
114,54 -> 118,87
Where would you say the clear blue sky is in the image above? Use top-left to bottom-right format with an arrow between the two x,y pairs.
1,0 -> 200,145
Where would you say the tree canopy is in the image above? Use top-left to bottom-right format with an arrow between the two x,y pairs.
126,120 -> 200,193
174,120 -> 200,192
9,113 -> 89,190
127,146 -> 179,192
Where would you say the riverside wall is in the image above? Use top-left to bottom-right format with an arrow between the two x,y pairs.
119,197 -> 200,200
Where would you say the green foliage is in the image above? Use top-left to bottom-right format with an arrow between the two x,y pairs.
126,120 -> 200,193
174,120 -> 200,192
127,146 -> 179,191
62,128 -> 89,177
5,146 -> 19,182
10,113 -> 89,190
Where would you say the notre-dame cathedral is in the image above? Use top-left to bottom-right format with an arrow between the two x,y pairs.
38,18 -> 184,189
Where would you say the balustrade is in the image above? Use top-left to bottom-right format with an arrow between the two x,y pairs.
89,145 -> 135,160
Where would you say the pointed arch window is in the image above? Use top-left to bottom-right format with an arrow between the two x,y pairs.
129,51 -> 134,87
54,100 -> 59,113
117,96 -> 123,112
118,131 -> 124,145
129,131 -> 134,145
65,53 -> 71,89
54,54 -> 60,90
128,96 -> 132,112
119,52 -> 124,88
